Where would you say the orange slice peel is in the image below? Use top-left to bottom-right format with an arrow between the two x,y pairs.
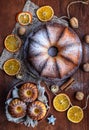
53,93 -> 71,112
17,12 -> 32,26
4,34 -> 22,53
3,59 -> 21,76
67,106 -> 84,123
36,6 -> 54,22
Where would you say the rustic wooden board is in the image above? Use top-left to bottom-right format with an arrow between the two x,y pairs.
0,0 -> 89,130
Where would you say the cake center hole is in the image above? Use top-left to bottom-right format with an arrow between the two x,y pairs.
16,106 -> 22,113
26,90 -> 32,96
34,108 -> 40,114
48,46 -> 58,57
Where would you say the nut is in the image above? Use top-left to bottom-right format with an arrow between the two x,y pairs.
70,17 -> 78,28
18,27 -> 26,35
83,63 -> 89,72
75,91 -> 84,101
16,72 -> 24,79
51,85 -> 59,93
84,35 -> 89,44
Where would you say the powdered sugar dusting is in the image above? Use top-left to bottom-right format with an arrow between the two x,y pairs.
5,98 -> 25,123
5,81 -> 49,127
32,29 -> 50,48
0,0 -> 68,85
28,40 -> 48,56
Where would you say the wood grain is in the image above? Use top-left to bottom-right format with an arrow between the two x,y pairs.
0,0 -> 89,130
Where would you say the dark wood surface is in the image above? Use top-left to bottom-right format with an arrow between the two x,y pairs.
0,0 -> 89,130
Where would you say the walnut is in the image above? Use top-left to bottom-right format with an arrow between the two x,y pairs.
75,91 -> 84,101
84,35 -> 89,44
83,63 -> 89,72
70,17 -> 78,29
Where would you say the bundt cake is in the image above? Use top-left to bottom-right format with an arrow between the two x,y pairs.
27,101 -> 47,120
24,22 -> 82,82
8,99 -> 26,118
19,83 -> 38,103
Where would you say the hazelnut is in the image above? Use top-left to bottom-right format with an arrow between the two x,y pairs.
75,91 -> 84,101
18,27 -> 26,35
51,85 -> 59,93
84,35 -> 89,44
70,17 -> 78,28
83,63 -> 89,72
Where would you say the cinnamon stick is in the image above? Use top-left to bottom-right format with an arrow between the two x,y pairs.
60,77 -> 75,91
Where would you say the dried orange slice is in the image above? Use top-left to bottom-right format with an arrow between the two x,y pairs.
36,6 -> 54,22
3,59 -> 21,76
67,106 -> 84,123
53,93 -> 70,112
17,12 -> 32,25
4,34 -> 22,53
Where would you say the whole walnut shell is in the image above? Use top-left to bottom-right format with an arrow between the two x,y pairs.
70,17 -> 78,29
84,35 -> 89,44
75,91 -> 84,101
83,63 -> 89,72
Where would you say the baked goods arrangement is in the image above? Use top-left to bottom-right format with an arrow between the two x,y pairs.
5,82 -> 50,127
1,0 -> 89,128
24,22 -> 82,82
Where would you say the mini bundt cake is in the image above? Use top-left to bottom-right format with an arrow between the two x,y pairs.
27,101 -> 47,120
8,99 -> 26,118
19,83 -> 38,103
24,22 -> 82,82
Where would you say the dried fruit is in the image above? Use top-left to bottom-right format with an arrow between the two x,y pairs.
83,63 -> 89,72
53,93 -> 70,112
75,91 -> 84,101
3,59 -> 21,76
17,12 -> 32,26
4,34 -> 22,53
70,17 -> 78,28
36,6 -> 54,22
67,106 -> 84,123
84,35 -> 89,44
18,27 -> 26,35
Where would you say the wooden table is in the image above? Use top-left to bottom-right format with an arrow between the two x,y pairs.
0,0 -> 89,130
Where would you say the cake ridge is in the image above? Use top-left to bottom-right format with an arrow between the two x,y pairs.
24,22 -> 82,84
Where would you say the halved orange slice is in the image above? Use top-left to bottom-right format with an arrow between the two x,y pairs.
53,93 -> 70,112
17,12 -> 32,26
67,106 -> 84,123
4,34 -> 22,53
3,59 -> 21,76
36,6 -> 54,22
